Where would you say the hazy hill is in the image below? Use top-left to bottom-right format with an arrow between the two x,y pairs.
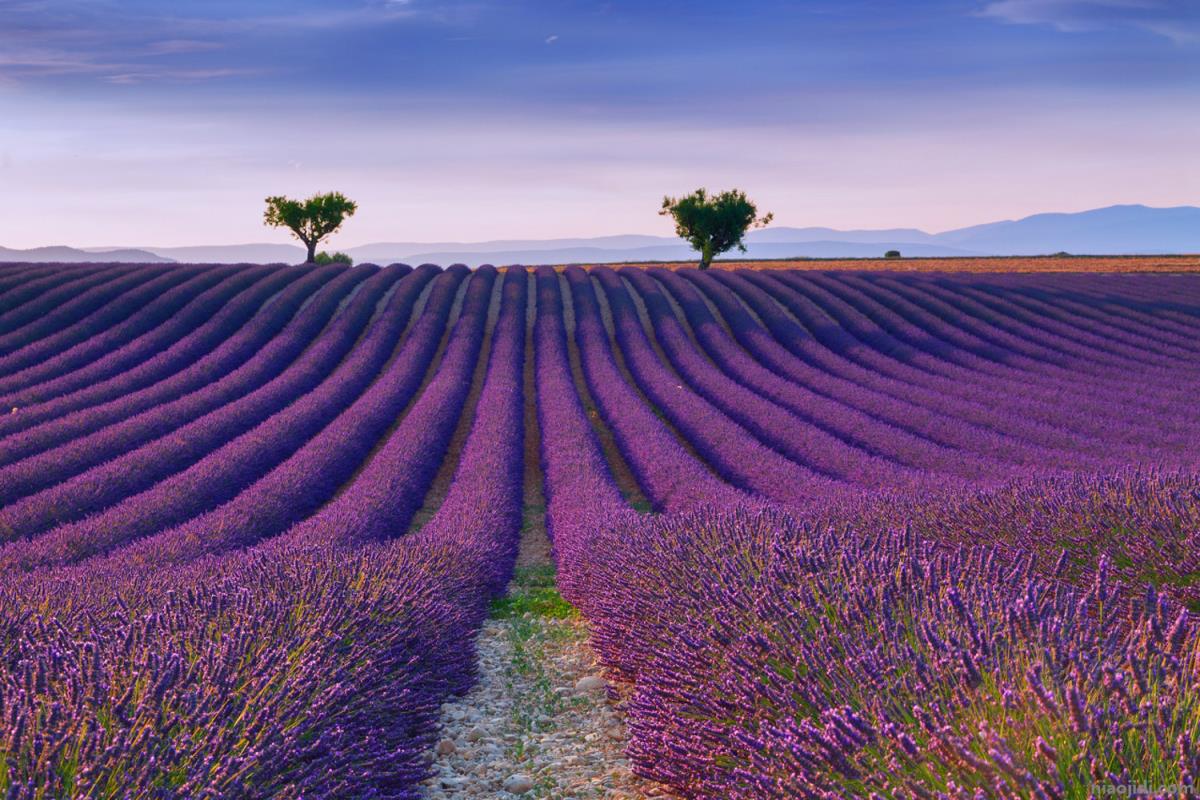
0,245 -> 171,263
5,205 -> 1195,266
381,240 -> 975,267
289,205 -> 1200,264
747,226 -> 942,245
347,235 -> 674,262
937,205 -> 1200,255
130,244 -> 305,264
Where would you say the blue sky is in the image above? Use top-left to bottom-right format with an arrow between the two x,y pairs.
0,0 -> 1196,247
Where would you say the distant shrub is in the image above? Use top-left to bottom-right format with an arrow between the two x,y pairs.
315,251 -> 354,266
884,249 -> 901,259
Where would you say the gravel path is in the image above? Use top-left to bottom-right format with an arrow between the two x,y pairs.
422,510 -> 675,799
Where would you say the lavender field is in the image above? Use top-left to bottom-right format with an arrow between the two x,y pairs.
0,260 -> 1198,798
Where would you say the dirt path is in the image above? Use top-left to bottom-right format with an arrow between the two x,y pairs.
421,511 -> 675,799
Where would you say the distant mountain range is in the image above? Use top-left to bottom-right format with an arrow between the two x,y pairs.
3,204 -> 1197,266
0,245 -> 168,263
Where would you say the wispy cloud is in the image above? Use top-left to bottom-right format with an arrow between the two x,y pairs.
980,0 -> 1200,43
104,68 -> 259,86
143,39 -> 226,56
0,0 -> 444,84
0,43 -> 257,83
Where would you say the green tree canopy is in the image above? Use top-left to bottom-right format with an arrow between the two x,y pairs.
659,188 -> 773,269
264,192 -> 358,263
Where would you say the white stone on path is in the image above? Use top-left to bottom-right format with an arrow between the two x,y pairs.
574,674 -> 608,693
503,773 -> 534,794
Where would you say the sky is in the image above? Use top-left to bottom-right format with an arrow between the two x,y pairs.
0,0 -> 1196,248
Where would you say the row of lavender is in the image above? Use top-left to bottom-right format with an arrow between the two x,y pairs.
538,265 -> 1200,797
1,260 -> 1199,796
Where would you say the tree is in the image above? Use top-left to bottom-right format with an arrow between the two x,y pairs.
264,192 -> 358,263
660,188 -> 773,269
885,249 -> 901,259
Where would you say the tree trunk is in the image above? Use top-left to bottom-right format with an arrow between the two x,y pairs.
699,242 -> 713,270
306,241 -> 317,263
